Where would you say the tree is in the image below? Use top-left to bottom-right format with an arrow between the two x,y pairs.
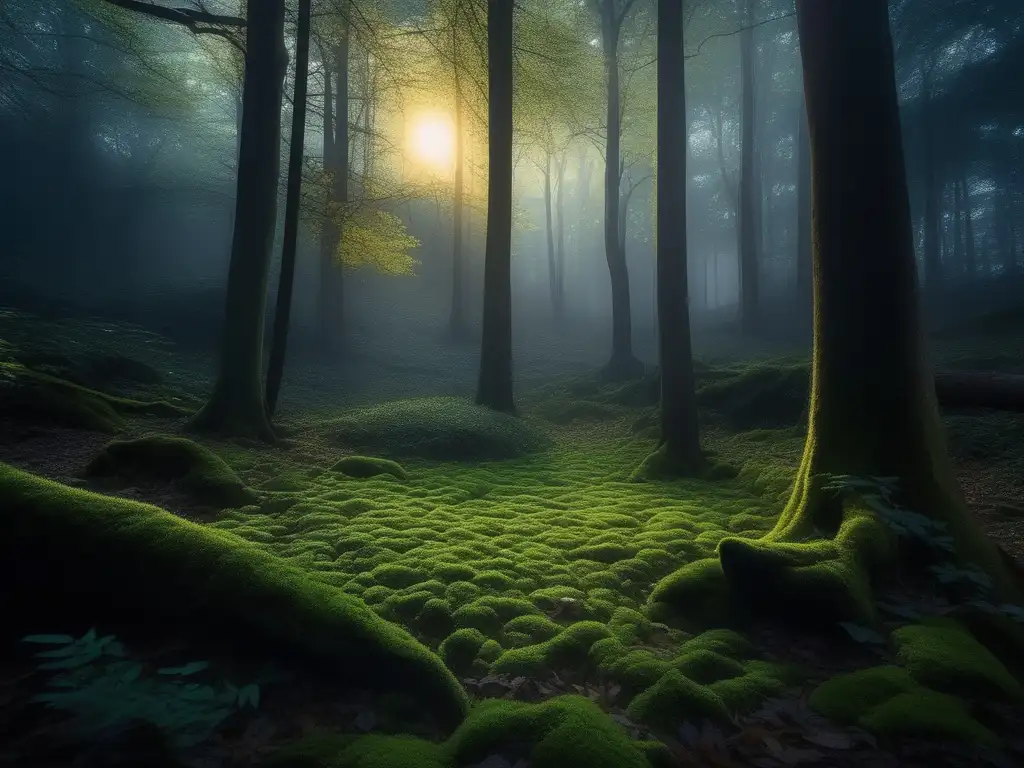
265,0 -> 312,418
653,0 -> 1019,626
475,0 -> 515,414
591,0 -> 645,381
795,92 -> 811,317
736,0 -> 759,335
190,0 -> 287,439
637,0 -> 703,479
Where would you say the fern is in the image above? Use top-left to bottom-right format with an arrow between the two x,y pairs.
23,630 -> 261,749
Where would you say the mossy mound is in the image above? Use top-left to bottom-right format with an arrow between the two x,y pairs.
891,621 -> 1024,702
336,696 -> 655,768
534,398 -> 620,425
330,397 -> 550,460
0,463 -> 468,730
809,666 -> 998,746
330,456 -> 408,481
695,362 -> 810,429
86,434 -> 258,508
0,362 -> 186,433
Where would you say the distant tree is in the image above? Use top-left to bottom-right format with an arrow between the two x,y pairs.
265,0 -> 312,418
637,0 -> 703,478
736,0 -> 759,336
475,0 -> 515,413
715,0 -> 1020,614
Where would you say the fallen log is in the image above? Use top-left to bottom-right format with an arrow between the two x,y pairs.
935,370 -> 1024,413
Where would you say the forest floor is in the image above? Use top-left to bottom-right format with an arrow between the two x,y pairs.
1,306 -> 1024,768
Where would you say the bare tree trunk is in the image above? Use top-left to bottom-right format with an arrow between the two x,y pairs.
543,151 -> 558,318
265,0 -> 311,417
648,0 -> 702,474
796,93 -> 812,317
449,4 -> 468,339
921,65 -> 942,292
475,0 -> 515,413
599,0 -> 642,380
190,0 -> 287,439
738,0 -> 759,336
554,151 -> 567,320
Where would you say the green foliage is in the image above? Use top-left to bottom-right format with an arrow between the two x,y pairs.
23,630 -> 259,749
336,209 -> 420,276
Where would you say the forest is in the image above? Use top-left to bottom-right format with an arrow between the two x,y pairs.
1,0 -> 1023,766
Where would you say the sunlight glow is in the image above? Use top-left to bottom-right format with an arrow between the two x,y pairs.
408,112 -> 455,173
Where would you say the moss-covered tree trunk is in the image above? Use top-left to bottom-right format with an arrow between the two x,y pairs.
190,0 -> 286,440
653,0 -> 1020,629
649,0 -> 702,474
760,0 -> 1015,594
475,0 -> 515,414
795,94 -> 812,320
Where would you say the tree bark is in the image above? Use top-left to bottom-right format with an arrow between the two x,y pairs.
921,65 -> 942,292
449,4 -> 468,340
554,151 -> 567,320
598,0 -> 643,380
265,0 -> 311,418
737,0 -> 759,336
649,0 -> 702,474
796,93 -> 812,318
475,0 -> 515,414
544,151 -> 558,319
190,0 -> 287,440
735,0 -> 1016,600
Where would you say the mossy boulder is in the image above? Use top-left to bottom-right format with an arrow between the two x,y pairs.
330,397 -> 550,460
86,434 -> 258,508
695,362 -> 810,429
625,670 -> 732,730
809,666 -> 997,746
892,621 -> 1024,702
336,696 -> 655,768
0,463 -> 468,731
330,456 -> 408,481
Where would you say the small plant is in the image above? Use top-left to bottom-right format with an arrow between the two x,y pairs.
23,629 -> 262,749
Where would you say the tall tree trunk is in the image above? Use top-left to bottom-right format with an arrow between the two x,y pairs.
319,52 -> 337,351
190,0 -> 287,439
475,0 -> 515,413
796,93 -> 812,318
703,0 -> 1019,623
599,0 -> 643,380
737,0 -> 759,336
961,170 -> 978,277
544,151 -> 558,318
554,151 -> 567,320
645,0 -> 702,476
450,4 -> 468,339
953,179 -> 964,276
265,0 -> 311,417
921,66 -> 942,293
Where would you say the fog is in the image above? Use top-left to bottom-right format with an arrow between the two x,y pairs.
1,0 -> 1022,404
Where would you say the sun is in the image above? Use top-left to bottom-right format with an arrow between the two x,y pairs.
408,112 -> 455,173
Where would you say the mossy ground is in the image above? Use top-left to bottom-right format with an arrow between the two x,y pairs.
4,309 -> 1024,766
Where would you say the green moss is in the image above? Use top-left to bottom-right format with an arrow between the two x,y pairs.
478,639 -> 503,663
451,604 -> 502,635
0,463 -> 468,730
417,598 -> 454,637
0,362 -> 186,433
625,670 -> 731,730
85,435 -> 258,507
491,622 -> 612,677
330,397 -> 550,460
535,399 -> 620,425
695,362 -> 810,429
265,730 -> 354,768
709,661 -> 793,712
858,689 -> 998,746
503,614 -> 562,642
892,622 -> 1024,702
673,650 -> 744,684
679,628 -> 756,660
337,735 -> 445,768
439,628 -> 487,675
445,696 -> 653,768
330,456 -> 408,481
808,666 -> 917,725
